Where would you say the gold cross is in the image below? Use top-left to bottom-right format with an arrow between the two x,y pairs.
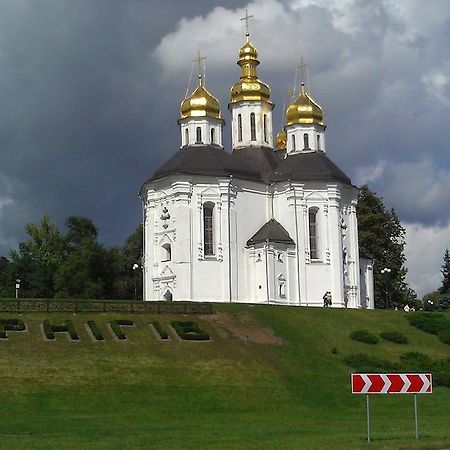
193,50 -> 206,81
241,9 -> 254,36
297,57 -> 309,85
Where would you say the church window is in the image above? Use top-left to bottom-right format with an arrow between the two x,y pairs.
309,208 -> 319,260
292,135 -> 296,151
185,128 -> 189,146
164,290 -> 173,302
317,134 -> 320,150
303,133 -> 309,149
263,114 -> 268,142
203,203 -> 214,256
238,114 -> 243,141
196,127 -> 202,143
162,243 -> 171,262
250,113 -> 256,141
210,128 -> 215,144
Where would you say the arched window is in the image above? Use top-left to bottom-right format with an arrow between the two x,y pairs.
303,133 -> 309,149
196,127 -> 202,143
250,113 -> 256,141
203,203 -> 214,256
185,128 -> 189,146
292,135 -> 296,151
317,134 -> 320,150
164,290 -> 173,302
210,128 -> 215,144
309,208 -> 319,260
263,114 -> 268,142
238,114 -> 243,142
161,243 -> 171,262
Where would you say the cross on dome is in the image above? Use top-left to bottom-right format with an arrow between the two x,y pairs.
240,9 -> 254,39
193,50 -> 206,85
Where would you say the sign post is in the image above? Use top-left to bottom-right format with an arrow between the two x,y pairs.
352,373 -> 432,442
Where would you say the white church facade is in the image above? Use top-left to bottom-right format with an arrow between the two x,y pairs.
140,32 -> 374,308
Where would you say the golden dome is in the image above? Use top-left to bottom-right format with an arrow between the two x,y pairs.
276,129 -> 286,151
229,38 -> 272,105
286,83 -> 324,126
180,76 -> 222,120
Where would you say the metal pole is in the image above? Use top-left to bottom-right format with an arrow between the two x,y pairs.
366,394 -> 371,443
414,394 -> 419,440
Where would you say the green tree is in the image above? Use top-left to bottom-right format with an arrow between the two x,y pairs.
357,185 -> 413,308
9,215 -> 64,298
440,248 -> 450,294
54,216 -> 116,299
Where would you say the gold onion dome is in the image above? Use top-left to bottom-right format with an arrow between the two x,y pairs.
180,76 -> 222,120
286,83 -> 324,126
276,129 -> 287,151
229,37 -> 271,104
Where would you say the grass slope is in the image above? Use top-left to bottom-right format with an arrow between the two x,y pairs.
0,306 -> 449,449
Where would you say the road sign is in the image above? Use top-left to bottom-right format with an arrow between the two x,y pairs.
352,373 -> 432,442
352,373 -> 432,394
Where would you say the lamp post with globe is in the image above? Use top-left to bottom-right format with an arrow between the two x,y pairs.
380,267 -> 392,309
132,263 -> 139,300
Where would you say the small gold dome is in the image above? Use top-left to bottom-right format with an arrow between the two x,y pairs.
229,38 -> 272,105
276,129 -> 287,151
286,83 -> 324,126
180,76 -> 222,120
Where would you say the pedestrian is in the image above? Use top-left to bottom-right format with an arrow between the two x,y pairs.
323,291 -> 332,307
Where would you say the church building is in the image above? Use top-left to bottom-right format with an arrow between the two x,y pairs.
139,28 -> 374,308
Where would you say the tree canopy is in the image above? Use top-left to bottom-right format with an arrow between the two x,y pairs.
357,185 -> 415,308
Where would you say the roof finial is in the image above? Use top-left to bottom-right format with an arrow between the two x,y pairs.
193,50 -> 206,86
241,9 -> 254,41
297,57 -> 309,93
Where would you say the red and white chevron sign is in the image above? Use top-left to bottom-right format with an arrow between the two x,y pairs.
352,373 -> 432,394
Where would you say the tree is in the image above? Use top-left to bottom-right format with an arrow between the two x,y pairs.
357,185 -> 413,308
440,248 -> 450,294
9,215 -> 64,298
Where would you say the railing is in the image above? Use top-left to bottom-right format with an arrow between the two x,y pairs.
0,299 -> 213,315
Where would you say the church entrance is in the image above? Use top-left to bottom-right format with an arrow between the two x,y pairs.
164,290 -> 173,302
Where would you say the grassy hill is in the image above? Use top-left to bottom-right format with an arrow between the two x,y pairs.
0,305 -> 449,449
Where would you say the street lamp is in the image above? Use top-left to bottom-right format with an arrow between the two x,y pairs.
380,268 -> 391,309
132,264 -> 139,300
15,279 -> 21,299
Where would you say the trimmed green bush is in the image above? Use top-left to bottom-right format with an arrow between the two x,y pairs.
0,319 -> 26,339
331,347 -> 338,355
344,353 -> 395,372
379,331 -> 408,344
109,320 -> 134,340
432,357 -> 450,388
171,321 -> 210,341
349,329 -> 379,344
408,312 -> 450,335
151,321 -> 168,340
87,320 -> 104,341
399,352 -> 433,372
42,319 -> 79,340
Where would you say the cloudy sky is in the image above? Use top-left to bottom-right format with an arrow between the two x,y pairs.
0,0 -> 449,296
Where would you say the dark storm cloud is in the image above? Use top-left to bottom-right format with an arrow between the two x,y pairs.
0,0 -> 248,255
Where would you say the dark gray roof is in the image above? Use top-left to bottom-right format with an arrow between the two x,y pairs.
148,145 -> 261,182
270,151 -> 352,185
145,145 -> 353,188
247,218 -> 295,246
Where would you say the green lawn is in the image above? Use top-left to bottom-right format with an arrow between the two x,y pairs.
0,305 -> 449,449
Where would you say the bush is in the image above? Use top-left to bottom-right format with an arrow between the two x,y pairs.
344,353 -> 396,372
399,352 -> 433,372
432,357 -> 450,388
438,328 -> 450,345
42,319 -> 79,340
349,329 -> 379,344
331,347 -> 338,355
0,319 -> 26,339
408,312 -> 450,335
171,321 -> 210,341
379,331 -> 408,344
151,321 -> 168,340
109,320 -> 134,340
87,320 -> 104,341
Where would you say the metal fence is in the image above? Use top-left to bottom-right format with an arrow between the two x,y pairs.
0,299 -> 213,315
